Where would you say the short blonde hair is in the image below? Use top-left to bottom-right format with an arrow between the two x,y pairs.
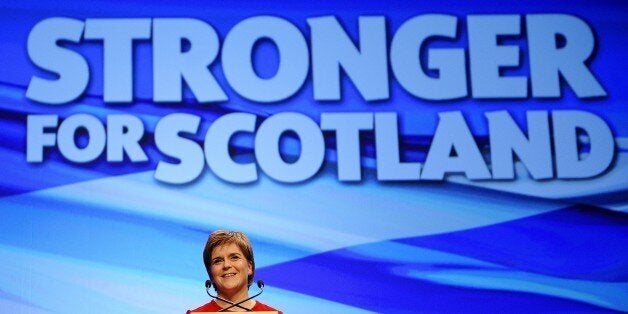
203,230 -> 255,286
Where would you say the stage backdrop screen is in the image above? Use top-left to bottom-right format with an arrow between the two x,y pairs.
0,0 -> 626,313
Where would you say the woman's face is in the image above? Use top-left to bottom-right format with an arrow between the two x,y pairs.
210,242 -> 252,297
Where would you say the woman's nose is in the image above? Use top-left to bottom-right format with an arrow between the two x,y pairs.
222,260 -> 232,269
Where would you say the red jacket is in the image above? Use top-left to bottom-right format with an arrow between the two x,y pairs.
187,300 -> 282,313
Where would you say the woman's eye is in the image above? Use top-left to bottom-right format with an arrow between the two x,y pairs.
212,259 -> 222,265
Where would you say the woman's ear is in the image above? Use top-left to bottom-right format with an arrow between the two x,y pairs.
248,261 -> 253,275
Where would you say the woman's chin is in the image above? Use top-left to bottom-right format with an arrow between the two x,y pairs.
217,281 -> 245,295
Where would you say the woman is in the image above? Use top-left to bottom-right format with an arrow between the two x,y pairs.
187,230 -> 282,313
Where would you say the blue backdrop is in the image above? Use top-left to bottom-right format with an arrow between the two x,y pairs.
0,0 -> 626,313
